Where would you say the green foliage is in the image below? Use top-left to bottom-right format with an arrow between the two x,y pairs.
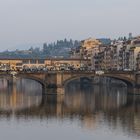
0,39 -> 80,59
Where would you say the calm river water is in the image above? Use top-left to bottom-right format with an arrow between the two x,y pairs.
0,78 -> 140,140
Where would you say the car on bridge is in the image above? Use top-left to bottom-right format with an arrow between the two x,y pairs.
47,66 -> 55,71
123,69 -> 132,72
95,70 -> 104,75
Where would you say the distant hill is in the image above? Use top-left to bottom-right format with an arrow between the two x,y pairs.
0,39 -> 80,59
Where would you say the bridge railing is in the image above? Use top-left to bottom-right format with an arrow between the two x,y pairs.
0,69 -> 137,75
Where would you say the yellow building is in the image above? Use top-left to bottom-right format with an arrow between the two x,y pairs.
81,38 -> 101,50
80,38 -> 102,59
0,59 -> 22,71
137,52 -> 140,71
129,38 -> 140,70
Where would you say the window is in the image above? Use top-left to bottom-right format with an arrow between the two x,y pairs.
30,59 -> 36,64
22,60 -> 29,64
38,59 -> 45,64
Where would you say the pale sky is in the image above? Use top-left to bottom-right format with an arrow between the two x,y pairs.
0,0 -> 140,51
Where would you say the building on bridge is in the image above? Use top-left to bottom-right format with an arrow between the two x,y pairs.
0,58 -> 90,71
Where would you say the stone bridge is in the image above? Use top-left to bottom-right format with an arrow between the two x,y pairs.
0,71 -> 140,94
16,71 -> 140,94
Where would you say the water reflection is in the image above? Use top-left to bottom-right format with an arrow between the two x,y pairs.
0,78 -> 42,111
0,78 -> 140,139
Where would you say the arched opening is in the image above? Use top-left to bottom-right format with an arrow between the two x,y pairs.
63,76 -> 93,87
103,75 -> 134,87
23,65 -> 30,71
16,75 -> 46,93
63,75 -> 134,89
38,65 -> 45,71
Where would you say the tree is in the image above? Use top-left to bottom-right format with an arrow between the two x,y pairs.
43,43 -> 47,53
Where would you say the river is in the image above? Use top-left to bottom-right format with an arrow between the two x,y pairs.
0,78 -> 140,140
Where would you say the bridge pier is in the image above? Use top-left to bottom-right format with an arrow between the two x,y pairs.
132,74 -> 140,94
42,85 -> 65,95
42,72 -> 65,95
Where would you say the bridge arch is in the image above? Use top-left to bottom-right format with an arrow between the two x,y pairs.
0,73 -> 47,94
103,74 -> 135,87
63,74 -> 135,87
63,75 -> 93,87
23,65 -> 30,70
30,65 -> 38,71
38,65 -> 45,70
16,74 -> 46,89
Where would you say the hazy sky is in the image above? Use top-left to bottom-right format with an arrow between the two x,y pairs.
0,0 -> 140,50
